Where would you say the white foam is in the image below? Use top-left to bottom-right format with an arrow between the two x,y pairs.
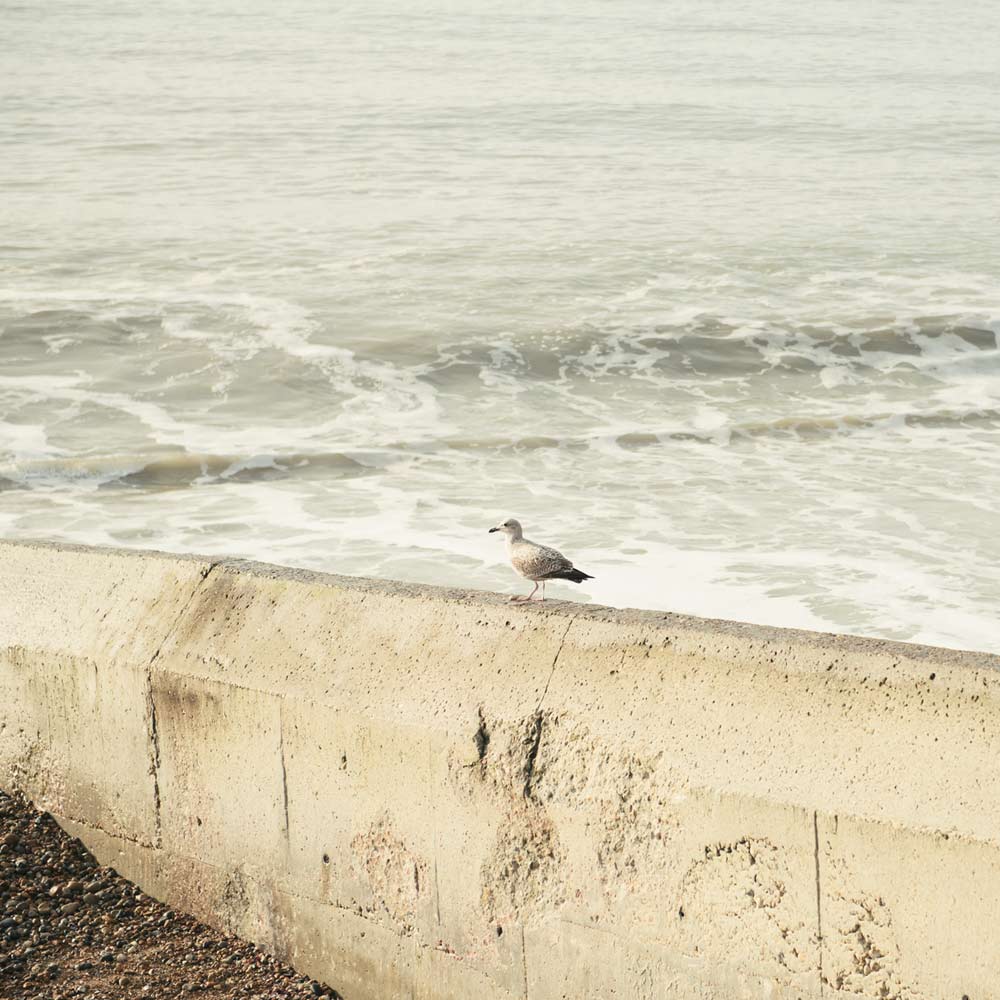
3,271 -> 1000,652
0,419 -> 53,463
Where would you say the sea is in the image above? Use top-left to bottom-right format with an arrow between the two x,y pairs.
2,0 -> 999,652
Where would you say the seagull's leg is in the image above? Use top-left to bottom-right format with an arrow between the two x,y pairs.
512,582 -> 539,603
535,581 -> 546,602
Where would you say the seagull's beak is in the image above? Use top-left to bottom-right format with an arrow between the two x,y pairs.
488,527 -> 498,533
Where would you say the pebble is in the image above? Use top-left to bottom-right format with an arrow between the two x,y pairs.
0,789 -> 342,999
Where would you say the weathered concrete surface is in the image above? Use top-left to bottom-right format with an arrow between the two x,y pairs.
2,538 -> 1000,1000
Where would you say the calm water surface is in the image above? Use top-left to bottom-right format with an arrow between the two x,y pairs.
2,0 -> 1000,650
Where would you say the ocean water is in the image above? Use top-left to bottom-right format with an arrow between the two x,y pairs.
2,0 -> 999,652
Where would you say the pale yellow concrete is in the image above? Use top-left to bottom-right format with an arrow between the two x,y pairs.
0,542 -> 213,843
2,539 -> 999,1000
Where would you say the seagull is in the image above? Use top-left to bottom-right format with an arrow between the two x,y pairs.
489,517 -> 594,602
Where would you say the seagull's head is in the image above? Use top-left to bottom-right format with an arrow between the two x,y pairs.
489,517 -> 523,538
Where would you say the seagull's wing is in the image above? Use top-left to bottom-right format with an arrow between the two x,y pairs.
512,540 -> 573,579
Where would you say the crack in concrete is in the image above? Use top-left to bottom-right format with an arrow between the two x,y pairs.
427,737 -> 442,928
523,711 -> 544,800
432,853 -> 441,926
521,923 -> 528,1000
147,561 -> 220,669
54,811 -> 159,852
814,809 -> 825,998
279,700 -> 290,851
148,686 -> 162,844
520,615 -> 578,804
145,560 -> 220,848
534,614 -> 577,714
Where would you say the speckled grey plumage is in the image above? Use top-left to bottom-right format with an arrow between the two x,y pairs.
508,537 -> 574,581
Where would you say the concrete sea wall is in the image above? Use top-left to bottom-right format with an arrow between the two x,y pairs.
1,539 -> 999,1000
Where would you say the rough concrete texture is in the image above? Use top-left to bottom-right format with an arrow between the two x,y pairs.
2,538 -> 1000,1000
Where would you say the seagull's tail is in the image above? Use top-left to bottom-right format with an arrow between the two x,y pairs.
550,568 -> 594,584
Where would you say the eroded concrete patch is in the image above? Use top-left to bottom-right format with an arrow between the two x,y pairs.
351,813 -> 430,934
